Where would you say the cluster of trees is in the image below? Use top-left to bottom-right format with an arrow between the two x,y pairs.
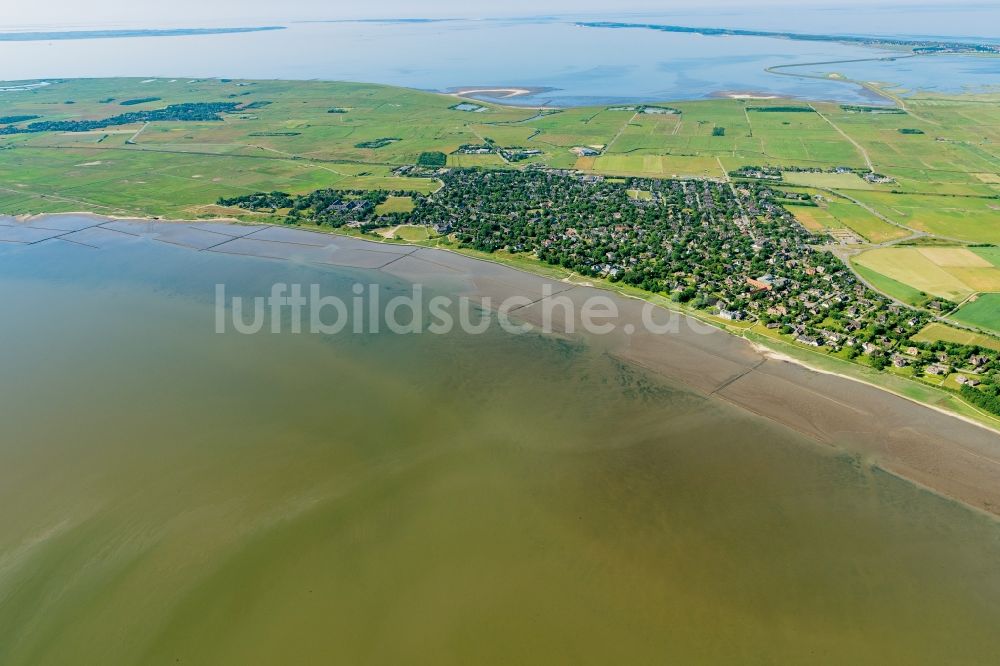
218,191 -> 294,211
354,137 -> 400,149
730,166 -> 783,179
288,189 -> 386,227
840,105 -> 906,114
0,114 -> 39,125
0,102 -> 241,135
639,105 -> 682,115
119,97 -> 162,106
962,384 -> 1000,415
417,152 -> 447,167
219,188 -> 425,229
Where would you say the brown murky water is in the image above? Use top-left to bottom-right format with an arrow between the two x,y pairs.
2,227 -> 1000,665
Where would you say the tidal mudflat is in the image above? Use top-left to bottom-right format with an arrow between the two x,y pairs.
2,215 -> 1000,665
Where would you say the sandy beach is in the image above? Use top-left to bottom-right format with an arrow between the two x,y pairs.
5,213 -> 1000,517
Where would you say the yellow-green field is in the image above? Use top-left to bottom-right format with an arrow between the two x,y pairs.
790,205 -> 836,233
853,247 -> 1000,301
591,154 -> 725,178
789,194 -> 907,243
912,322 -> 1000,352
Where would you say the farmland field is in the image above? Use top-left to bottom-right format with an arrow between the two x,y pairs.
951,293 -> 1000,335
852,262 -> 929,306
592,154 -> 725,179
782,171 -> 874,190
847,192 -> 1000,244
823,199 -> 908,242
786,190 -> 907,243
852,247 -> 1000,302
789,205 -> 836,233
973,246 -> 1000,267
913,322 -> 1000,352
447,153 -> 508,168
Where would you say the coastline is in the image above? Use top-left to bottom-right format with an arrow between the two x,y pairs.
13,209 -> 1000,436
5,213 -> 1000,518
329,223 -> 1000,433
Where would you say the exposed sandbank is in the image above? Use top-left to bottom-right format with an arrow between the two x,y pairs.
447,86 -> 556,99
712,91 -> 782,100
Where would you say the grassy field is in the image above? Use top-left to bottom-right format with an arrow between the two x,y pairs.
392,224 -> 433,241
951,293 -> 1000,334
0,79 -> 995,202
847,191 -> 1000,244
852,247 -> 1000,301
789,205 -> 837,233
374,195 -> 415,215
786,190 -> 907,243
782,171 -> 873,189
823,198 -> 908,242
973,246 -> 1000,267
913,322 -> 1000,352
626,189 -> 653,201
592,154 -> 725,179
851,261 -> 930,305
447,153 -> 508,168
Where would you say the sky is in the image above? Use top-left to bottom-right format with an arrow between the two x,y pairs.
0,0 -> 979,30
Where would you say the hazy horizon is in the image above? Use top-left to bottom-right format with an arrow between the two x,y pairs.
0,0 -> 994,31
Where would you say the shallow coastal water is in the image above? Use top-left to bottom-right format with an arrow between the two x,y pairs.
1,9 -> 998,105
2,219 -> 1000,664
798,53 -> 1000,95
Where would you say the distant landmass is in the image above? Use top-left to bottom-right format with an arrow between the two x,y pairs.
0,26 -> 286,42
298,18 -> 457,24
577,21 -> 1000,54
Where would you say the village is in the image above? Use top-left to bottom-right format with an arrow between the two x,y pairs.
221,167 -> 1000,414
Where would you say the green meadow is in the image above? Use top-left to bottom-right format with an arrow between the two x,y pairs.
374,195 -> 415,215
952,293 -> 1000,334
0,79 -> 996,206
848,191 -> 1000,244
